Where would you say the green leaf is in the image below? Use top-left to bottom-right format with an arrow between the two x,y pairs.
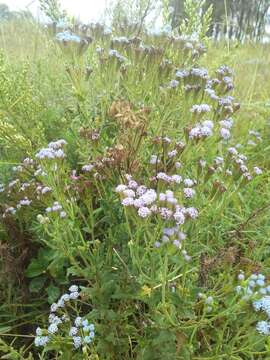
29,276 -> 47,293
48,256 -> 67,280
25,248 -> 55,278
0,326 -> 12,334
25,259 -> 46,278
46,284 -> 60,304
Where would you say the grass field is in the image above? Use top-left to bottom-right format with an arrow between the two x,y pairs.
0,18 -> 270,359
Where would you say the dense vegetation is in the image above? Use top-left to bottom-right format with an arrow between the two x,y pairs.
0,1 -> 270,359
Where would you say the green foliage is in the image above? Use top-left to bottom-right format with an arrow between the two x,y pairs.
0,8 -> 270,360
179,0 -> 213,40
39,0 -> 64,22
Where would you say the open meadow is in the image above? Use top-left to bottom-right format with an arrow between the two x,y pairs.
0,1 -> 270,358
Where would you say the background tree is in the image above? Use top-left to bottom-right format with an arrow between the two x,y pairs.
170,0 -> 270,41
0,3 -> 12,21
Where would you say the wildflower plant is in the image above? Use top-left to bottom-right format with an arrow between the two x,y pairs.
0,8 -> 270,360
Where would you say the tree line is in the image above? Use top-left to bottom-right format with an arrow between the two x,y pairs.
0,3 -> 33,21
170,0 -> 270,41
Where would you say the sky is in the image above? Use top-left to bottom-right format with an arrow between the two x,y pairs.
3,0 -> 108,22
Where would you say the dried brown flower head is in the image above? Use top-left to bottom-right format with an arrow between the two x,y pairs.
108,100 -> 150,130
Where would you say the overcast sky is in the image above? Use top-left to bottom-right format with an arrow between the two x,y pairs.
3,0 -> 108,22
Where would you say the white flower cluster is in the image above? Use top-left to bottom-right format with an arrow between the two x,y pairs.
198,293 -> 214,312
149,155 -> 161,165
35,285 -> 95,349
111,36 -> 130,45
2,206 -> 17,218
236,273 -> 270,335
56,31 -> 81,43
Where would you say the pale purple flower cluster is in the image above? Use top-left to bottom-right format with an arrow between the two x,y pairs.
175,69 -> 189,79
46,201 -> 66,218
190,67 -> 209,79
227,147 -> 263,180
8,179 -> 19,188
220,127 -> 231,140
204,87 -> 219,100
155,226 -> 186,249
198,293 -> 214,312
71,318 -> 95,349
108,49 -> 127,63
36,140 -> 67,160
216,65 -> 233,77
218,116 -> 234,140
248,130 -> 262,144
190,104 -> 211,115
116,175 -> 199,252
17,197 -> 32,208
254,166 -> 263,175
218,95 -> 235,115
36,148 -> 65,160
36,185 -> 52,196
48,139 -> 67,150
82,164 -> 94,172
168,80 -> 179,88
189,120 -> 214,140
156,172 -> 182,185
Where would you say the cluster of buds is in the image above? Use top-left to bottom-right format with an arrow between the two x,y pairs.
83,22 -> 112,39
171,35 -> 207,60
79,127 -> 100,142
